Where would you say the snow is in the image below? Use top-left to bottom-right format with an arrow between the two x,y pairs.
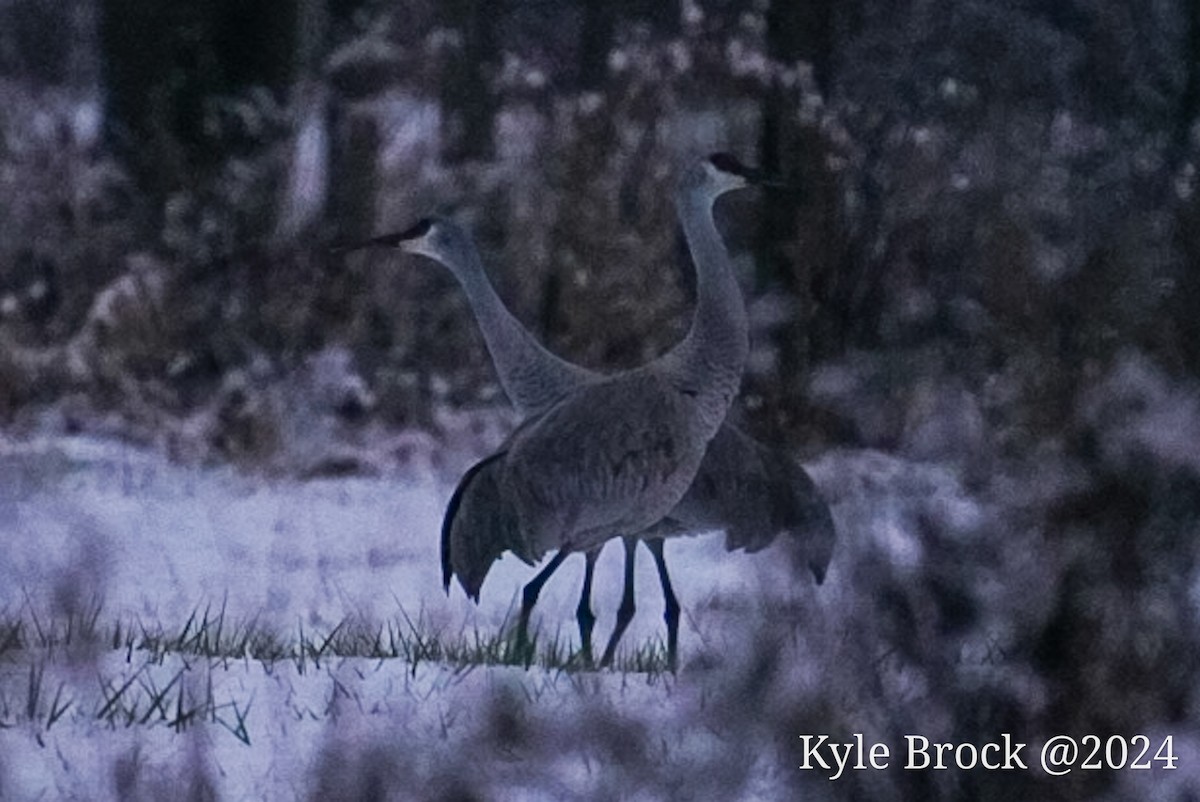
1,434 -> 848,648
0,434 -> 856,799
0,432 -> 1192,799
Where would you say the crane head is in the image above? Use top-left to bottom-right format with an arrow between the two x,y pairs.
691,152 -> 791,198
331,217 -> 435,253
331,216 -> 477,262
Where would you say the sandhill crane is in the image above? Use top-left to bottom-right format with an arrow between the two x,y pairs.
341,154 -> 834,667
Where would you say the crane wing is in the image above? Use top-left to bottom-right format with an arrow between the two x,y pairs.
672,424 -> 836,583
503,375 -> 703,554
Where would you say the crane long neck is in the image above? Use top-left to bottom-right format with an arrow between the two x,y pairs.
442,243 -> 592,416
670,188 -> 749,413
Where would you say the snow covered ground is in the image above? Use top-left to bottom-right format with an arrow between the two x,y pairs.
0,433 -> 1194,800
0,435 -> 829,799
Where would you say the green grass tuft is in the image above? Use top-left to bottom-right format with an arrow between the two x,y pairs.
0,599 -> 672,675
0,597 -> 673,744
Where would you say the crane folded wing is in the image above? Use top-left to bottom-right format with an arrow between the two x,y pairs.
760,452 -> 836,585
672,424 -> 836,584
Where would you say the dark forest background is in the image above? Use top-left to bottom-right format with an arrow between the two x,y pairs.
3,0 -> 1197,459
2,1 -> 1200,798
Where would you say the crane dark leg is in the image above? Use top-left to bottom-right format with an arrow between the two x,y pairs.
599,536 -> 639,667
515,549 -> 569,664
646,537 -> 680,672
576,548 -> 600,667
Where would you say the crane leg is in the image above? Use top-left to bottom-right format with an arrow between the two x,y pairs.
576,548 -> 600,666
599,536 -> 639,667
646,537 -> 680,672
516,549 -> 569,664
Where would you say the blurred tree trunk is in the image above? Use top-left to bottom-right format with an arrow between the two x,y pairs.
765,0 -> 833,98
2,0 -> 97,88
830,121 -> 889,349
1171,0 -> 1200,376
1178,0 -> 1200,160
578,0 -> 680,90
100,0 -> 300,227
631,0 -> 680,37
275,0 -> 330,241
758,0 -> 842,428
99,1 -> 192,222
438,0 -> 499,163
578,2 -> 617,90
328,111 -> 381,242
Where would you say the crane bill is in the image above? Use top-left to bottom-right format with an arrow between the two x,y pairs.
330,218 -> 433,254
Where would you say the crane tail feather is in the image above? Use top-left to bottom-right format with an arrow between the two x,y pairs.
441,450 -> 518,602
442,452 -> 504,593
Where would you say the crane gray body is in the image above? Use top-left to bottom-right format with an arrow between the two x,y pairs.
420,210 -> 834,597
503,371 -> 712,556
352,155 -> 834,667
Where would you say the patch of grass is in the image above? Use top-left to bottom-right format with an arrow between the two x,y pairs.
26,659 -> 71,729
1,597 -> 673,675
0,618 -> 22,659
14,590 -> 107,656
0,596 -> 676,749
0,598 -> 673,745
616,640 -> 673,683
91,660 -> 252,744
104,599 -> 296,668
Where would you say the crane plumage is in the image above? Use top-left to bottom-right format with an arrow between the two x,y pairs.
449,156 -> 753,598
341,153 -> 834,667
